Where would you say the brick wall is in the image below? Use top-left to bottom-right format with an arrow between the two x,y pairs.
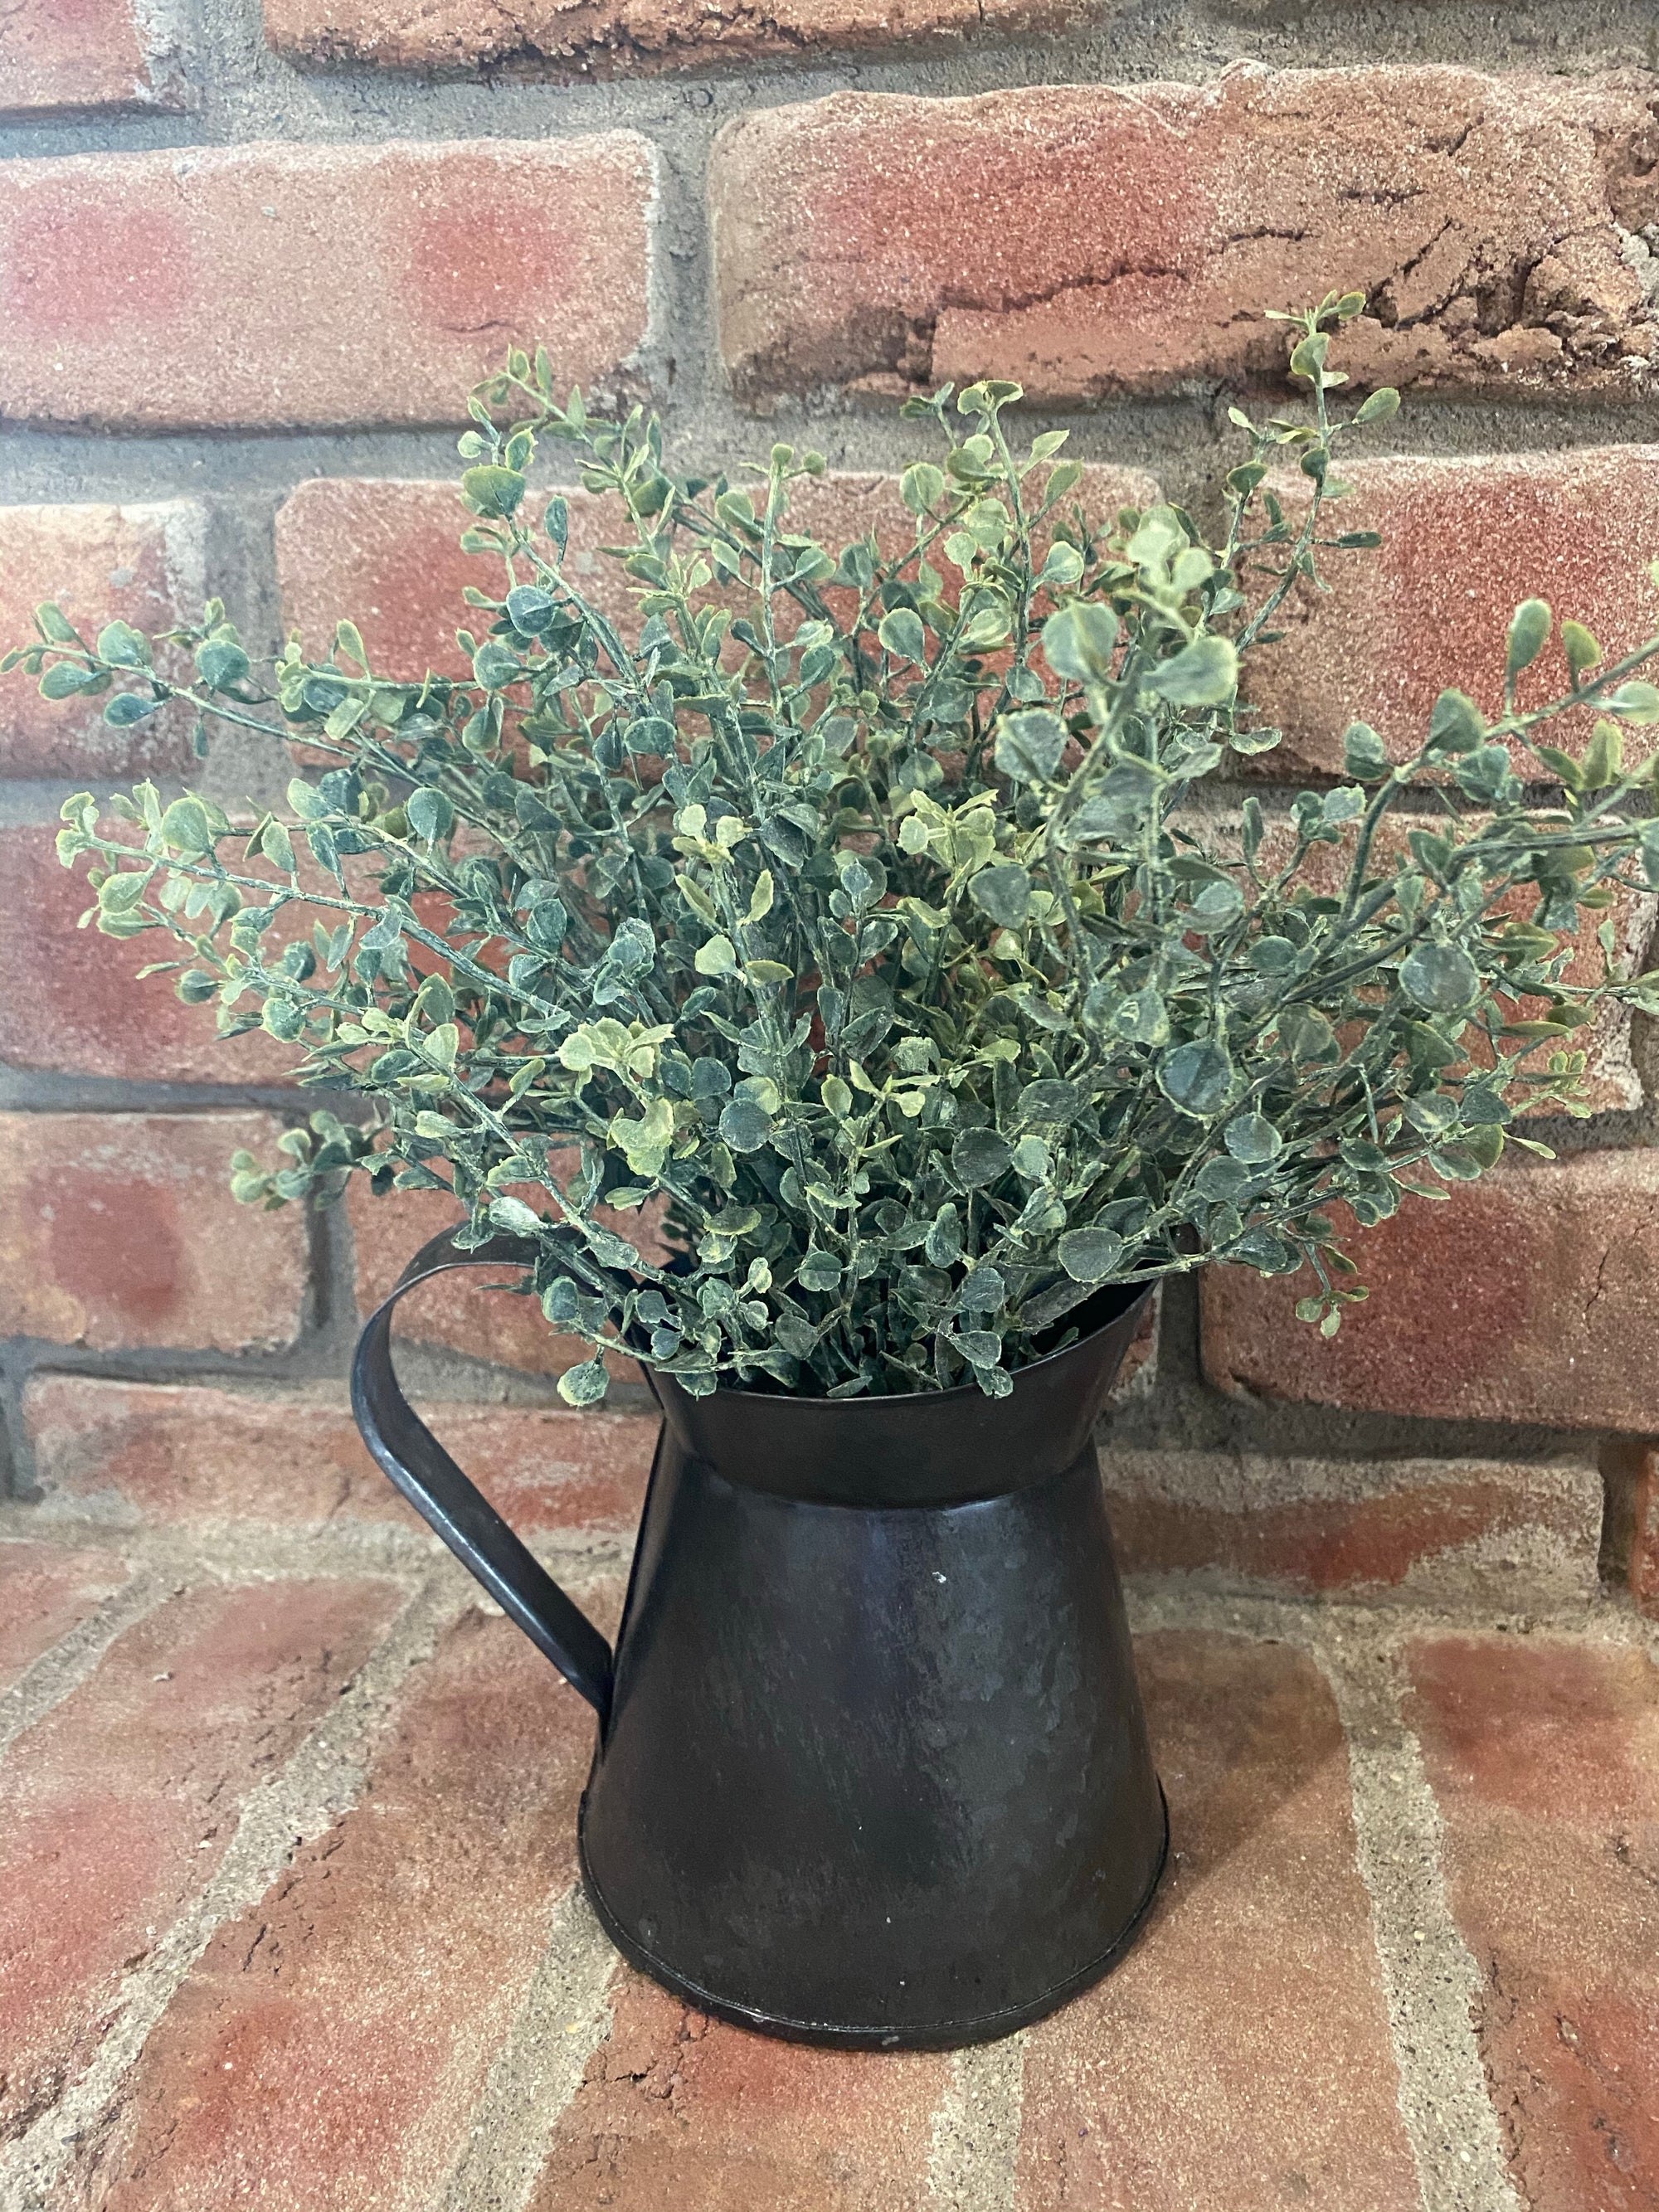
4,0 -> 1659,1624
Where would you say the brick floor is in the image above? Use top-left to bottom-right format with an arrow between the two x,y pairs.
0,1509 -> 1652,2212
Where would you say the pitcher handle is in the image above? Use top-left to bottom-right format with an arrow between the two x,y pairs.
351,1226 -> 615,1721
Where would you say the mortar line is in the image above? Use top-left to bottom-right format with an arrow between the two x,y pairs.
927,2030 -> 1028,2212
0,1568 -> 470,2212
431,1885 -> 620,2212
1311,1626 -> 1524,2212
0,1563 -> 172,1766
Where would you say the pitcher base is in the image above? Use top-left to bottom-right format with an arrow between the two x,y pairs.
576,1785 -> 1170,2052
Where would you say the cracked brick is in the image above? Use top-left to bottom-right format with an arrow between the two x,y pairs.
0,137 -> 658,431
1202,1148 -> 1659,1431
264,0 -> 1102,79
712,69 -> 1659,408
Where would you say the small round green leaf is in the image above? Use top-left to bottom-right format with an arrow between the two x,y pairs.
1399,941 -> 1480,1013
1056,1228 -> 1125,1282
1156,1038 -> 1236,1118
719,1094 -> 774,1152
951,1127 -> 1013,1188
969,864 -> 1032,929
1146,634 -> 1238,708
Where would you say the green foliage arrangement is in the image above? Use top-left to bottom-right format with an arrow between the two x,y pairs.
14,294 -> 1659,1404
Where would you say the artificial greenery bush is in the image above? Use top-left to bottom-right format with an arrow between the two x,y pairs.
14,294 -> 1659,1403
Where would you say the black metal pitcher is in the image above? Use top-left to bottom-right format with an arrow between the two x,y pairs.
353,1229 -> 1167,2049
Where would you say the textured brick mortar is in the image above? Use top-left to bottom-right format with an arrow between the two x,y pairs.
713,67 -> 1659,408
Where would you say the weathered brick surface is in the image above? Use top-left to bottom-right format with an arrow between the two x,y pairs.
0,137 -> 657,432
349,1179 -> 659,1382
23,1375 -> 657,1533
0,1576 -> 400,2144
1408,1636 -> 1659,2210
0,502 -> 202,777
1202,1149 -> 1659,1432
275,463 -> 1160,682
1105,1447 -> 1601,1607
80,1603 -> 604,2212
0,0 -> 171,117
267,0 -> 1087,78
1015,1631 -> 1418,2210
0,825 -> 300,1086
0,1111 -> 310,1353
528,1970 -> 949,2212
0,1539 -> 128,1694
1246,450 -> 1659,779
713,70 -> 1659,408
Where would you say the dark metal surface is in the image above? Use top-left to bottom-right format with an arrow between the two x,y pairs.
353,1232 -> 1168,2048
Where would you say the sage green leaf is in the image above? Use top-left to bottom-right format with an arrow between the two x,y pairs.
1400,941 -> 1480,1013
161,797 -> 212,853
969,864 -> 1032,929
1342,722 -> 1390,781
994,709 -> 1066,782
407,787 -> 454,843
1506,599 -> 1551,680
1426,689 -> 1485,756
1057,1228 -> 1124,1282
878,608 -> 927,664
798,1250 -> 843,1291
557,1356 -> 611,1407
951,1127 -> 1013,1187
97,620 -> 150,669
489,1196 -> 544,1237
719,1094 -> 774,1152
1224,1113 -> 1282,1165
1147,634 -> 1237,707
460,465 -> 526,518
1156,1038 -> 1235,1117
1042,603 -> 1119,681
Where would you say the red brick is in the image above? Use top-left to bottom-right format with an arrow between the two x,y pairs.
1602,1438 -> 1659,1618
1105,1448 -> 1600,1605
528,1970 -> 949,2212
0,1540 -> 129,1694
1408,1636 -> 1659,2210
0,1576 -> 400,2144
0,502 -> 202,776
0,1111 -> 310,1353
80,1603 -> 604,2212
1246,450 -> 1659,779
0,824 -> 302,1086
0,137 -> 657,433
1201,1149 -> 1659,1432
1015,1631 -> 1418,2210
0,0 -> 173,118
269,0 -> 1094,77
22,1375 -> 656,1533
713,71 -> 1659,408
275,462 -> 1160,684
349,1178 -> 662,1383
